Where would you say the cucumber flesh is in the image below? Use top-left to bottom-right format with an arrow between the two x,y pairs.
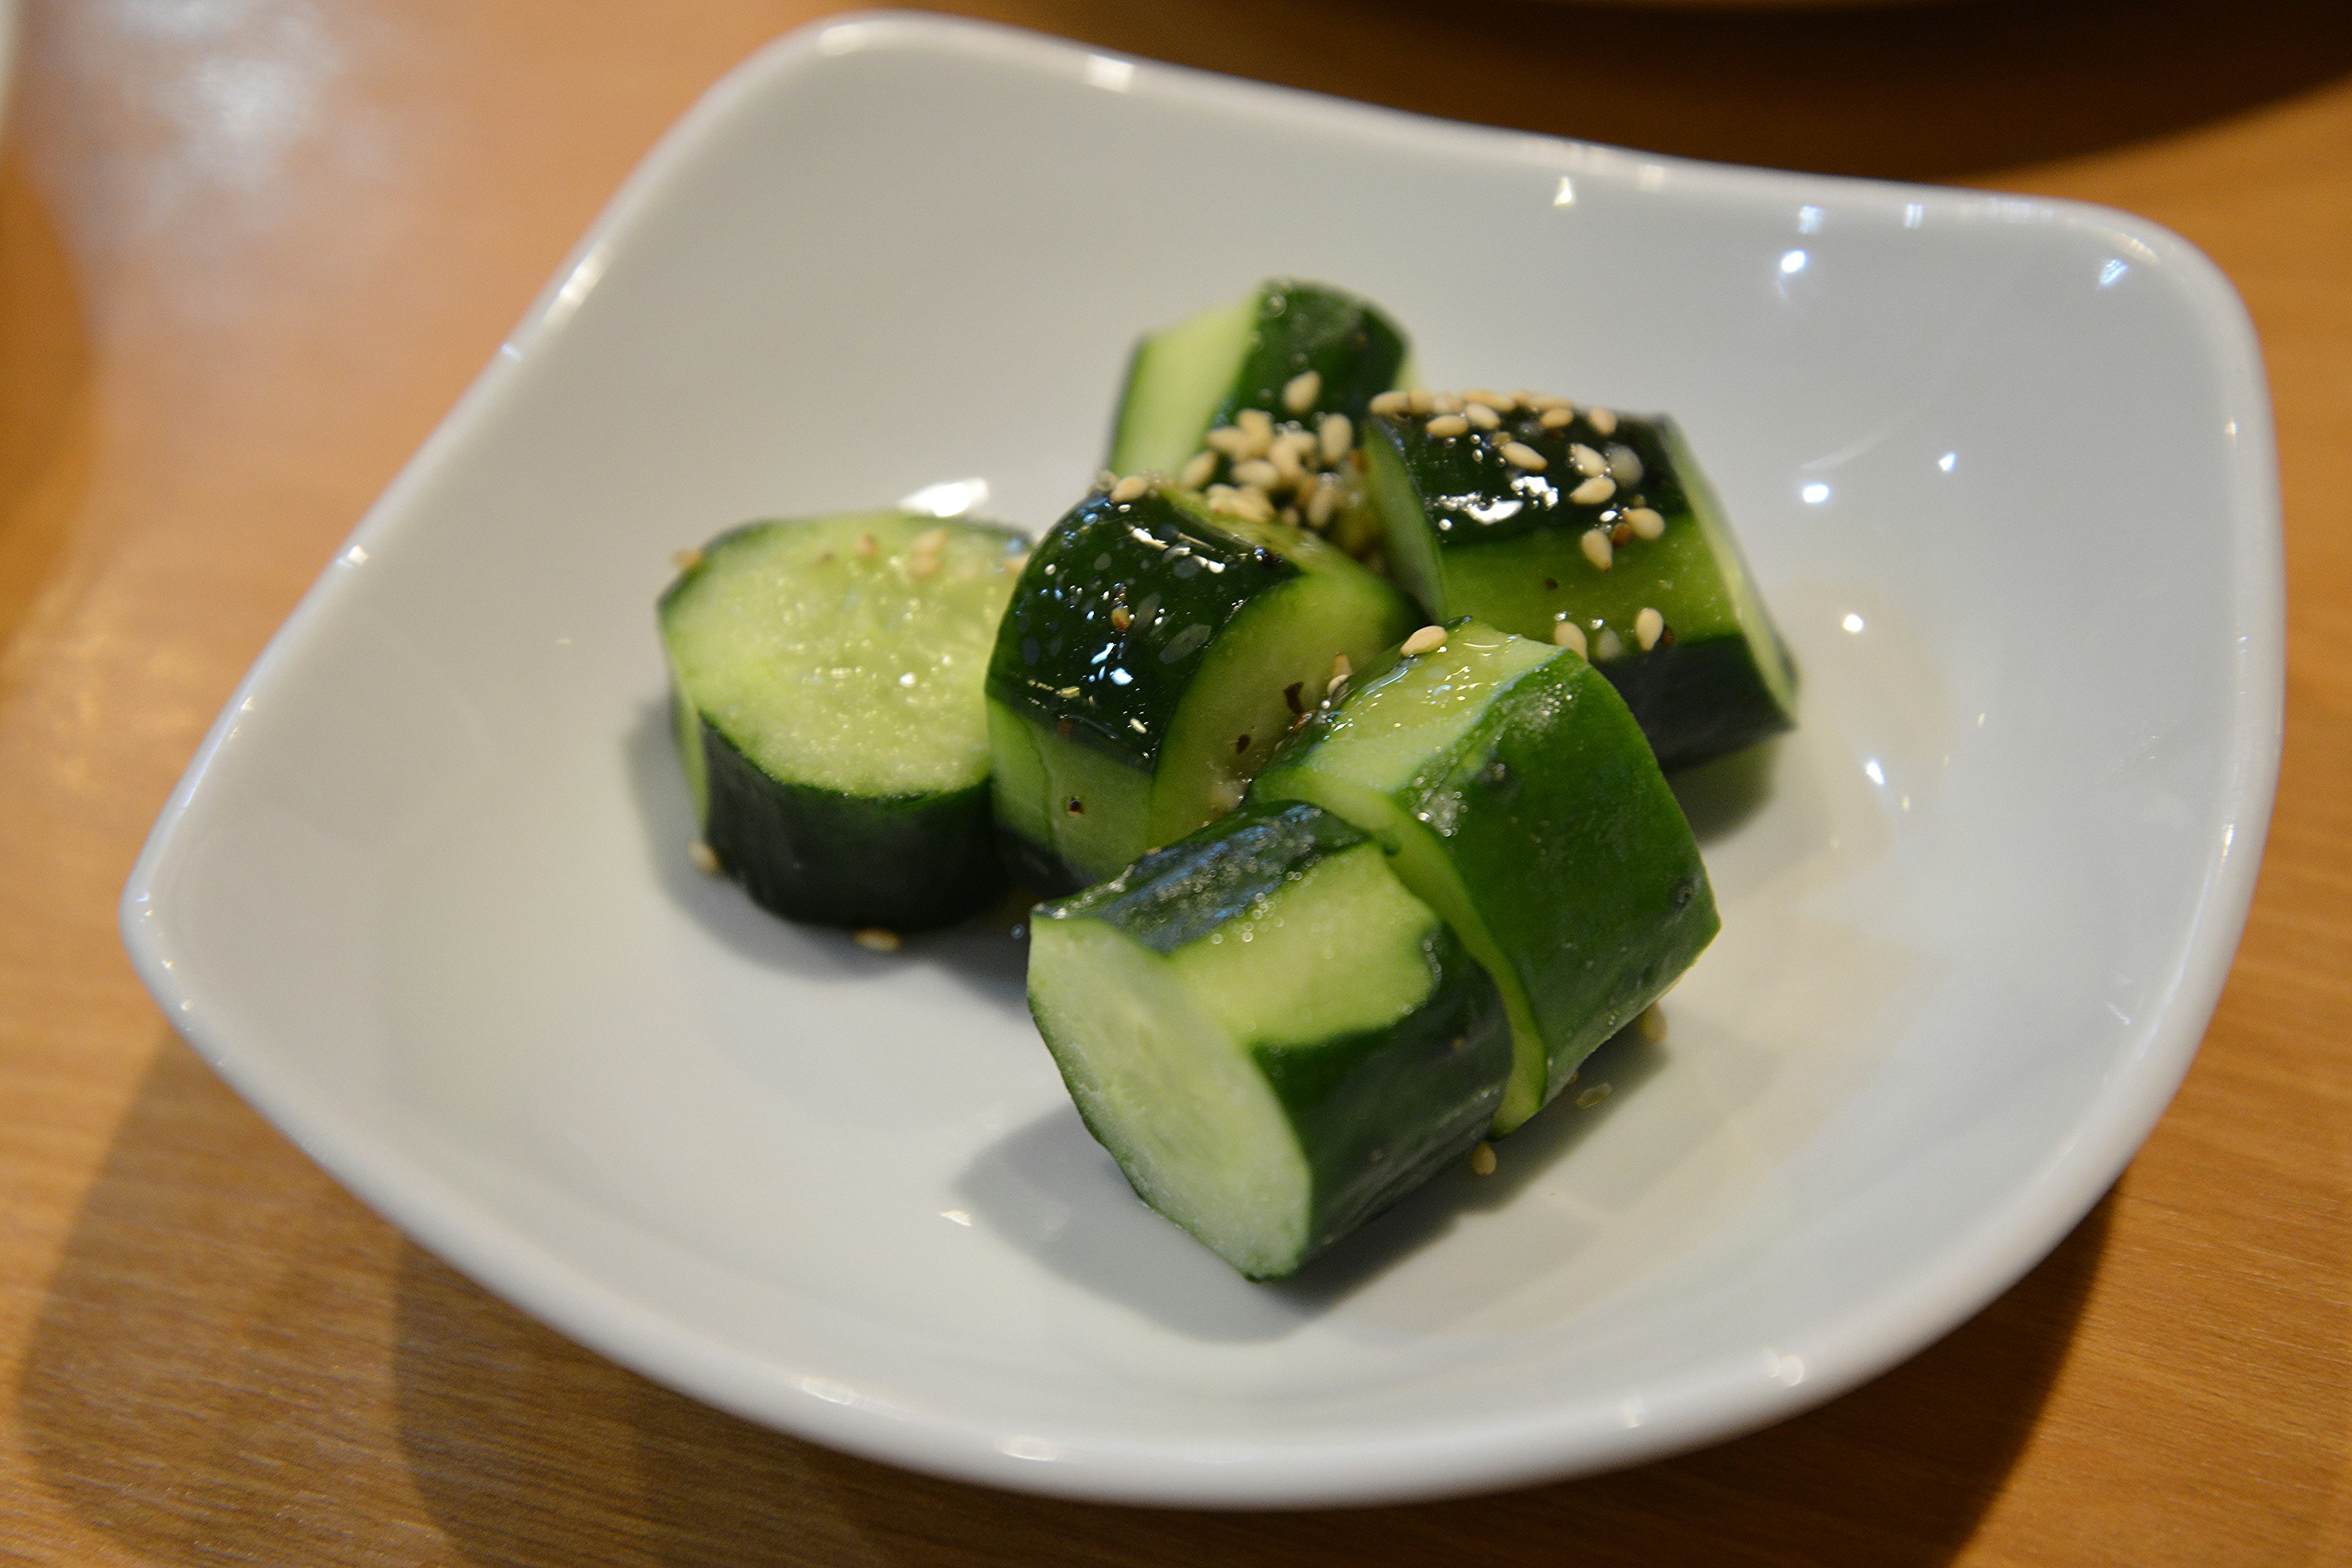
1028,801 -> 1511,1278
1108,279 -> 1410,477
660,511 -> 1027,929
1251,618 -> 1719,1132
1362,401 -> 1796,771
986,483 -> 1414,889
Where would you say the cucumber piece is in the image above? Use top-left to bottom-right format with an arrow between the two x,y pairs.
660,511 -> 1028,930
1029,800 -> 1512,1279
986,481 -> 1417,891
1251,617 -> 1718,1133
1108,279 -> 1410,477
1362,398 -> 1797,771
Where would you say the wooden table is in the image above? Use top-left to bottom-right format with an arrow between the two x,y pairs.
5,2 -> 2348,1562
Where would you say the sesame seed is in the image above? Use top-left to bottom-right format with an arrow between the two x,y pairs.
911,526 -> 950,552
1606,444 -> 1645,485
1210,776 -> 1244,815
1109,475 -> 1150,503
1463,388 -> 1513,412
1425,413 -> 1469,439
1431,391 -> 1464,415
1586,407 -> 1618,436
1057,685 -> 1080,698
1230,487 -> 1274,522
1283,368 -> 1322,414
1575,1082 -> 1613,1109
907,552 -> 941,579
1268,445 -> 1306,487
1552,619 -> 1588,657
1595,627 -> 1624,660
853,927 -> 902,953
671,546 -> 705,573
1500,441 -> 1548,471
1401,624 -> 1448,656
688,840 -> 721,875
1110,604 -> 1131,630
1205,425 -> 1251,458
1527,393 -> 1572,412
1635,606 -> 1665,650
1469,1142 -> 1498,1177
1539,407 -> 1574,430
1407,388 -> 1436,414
1570,475 -> 1617,505
1306,477 -> 1342,529
856,533 -> 878,558
1005,552 -> 1029,572
1638,1003 -> 1668,1043
1096,469 -> 1119,490
1370,389 -> 1411,417
1568,443 -> 1607,478
1237,407 -> 1274,440
1626,506 -> 1666,540
1580,528 -> 1614,570
1464,401 -> 1501,431
1318,412 -> 1353,464
1329,652 -> 1352,690
1180,451 -> 1217,489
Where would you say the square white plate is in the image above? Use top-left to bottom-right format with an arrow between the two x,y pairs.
123,12 -> 2280,1507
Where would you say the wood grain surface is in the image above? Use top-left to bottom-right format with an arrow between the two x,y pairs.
4,1 -> 2350,1562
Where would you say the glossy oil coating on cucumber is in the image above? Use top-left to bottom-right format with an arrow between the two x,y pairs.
1251,617 -> 1718,1133
986,481 -> 1415,892
660,511 -> 1028,930
1108,279 -> 1411,478
1362,396 -> 1796,771
1028,801 -> 1512,1279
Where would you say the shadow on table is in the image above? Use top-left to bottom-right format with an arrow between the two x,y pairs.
965,0 -> 2352,181
0,144 -> 95,652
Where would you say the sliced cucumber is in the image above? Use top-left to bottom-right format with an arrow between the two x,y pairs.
1251,617 -> 1718,1133
1029,800 -> 1512,1279
986,481 -> 1416,891
660,511 -> 1027,929
1362,397 -> 1796,771
1108,279 -> 1410,477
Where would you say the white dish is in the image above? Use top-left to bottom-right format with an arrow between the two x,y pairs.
122,12 -> 2280,1507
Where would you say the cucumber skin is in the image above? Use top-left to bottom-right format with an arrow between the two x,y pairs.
1364,409 -> 1795,772
1254,630 -> 1719,1127
1035,802 -> 1510,1278
692,706 -> 1005,932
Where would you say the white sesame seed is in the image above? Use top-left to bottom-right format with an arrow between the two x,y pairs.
1205,425 -> 1251,458
1606,444 -> 1645,485
688,840 -> 721,875
1580,528 -> 1613,571
856,533 -> 878,559
1595,627 -> 1624,660
1237,407 -> 1273,440
1462,388 -> 1512,412
1469,1142 -> 1498,1176
907,552 -> 941,579
1464,401 -> 1501,431
1407,388 -> 1436,414
1180,451 -> 1218,489
853,927 -> 902,953
1431,391 -> 1464,415
1306,477 -> 1342,529
1552,619 -> 1588,657
1232,458 -> 1280,489
1570,475 -> 1617,505
1318,412 -> 1353,465
1501,441 -> 1548,471
1568,443 -> 1606,478
1231,486 -> 1274,522
1575,1082 -> 1613,1110
1527,393 -> 1572,412
671,546 -> 705,573
1370,389 -> 1411,417
1586,407 -> 1618,436
1635,606 -> 1665,650
1626,506 -> 1666,540
910,526 -> 950,552
1110,604 -> 1131,630
1282,368 -> 1322,414
1638,1003 -> 1668,1043
1401,624 -> 1448,656
1539,407 -> 1574,430
1425,413 -> 1469,439
1109,475 -> 1150,504
1329,652 -> 1352,688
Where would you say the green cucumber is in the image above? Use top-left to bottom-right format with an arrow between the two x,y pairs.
1251,617 -> 1718,1133
1362,396 -> 1796,771
660,511 -> 1028,930
1108,279 -> 1411,478
986,481 -> 1417,891
1028,799 -> 1512,1279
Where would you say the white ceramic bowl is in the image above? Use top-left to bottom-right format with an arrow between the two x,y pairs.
122,12 -> 2280,1507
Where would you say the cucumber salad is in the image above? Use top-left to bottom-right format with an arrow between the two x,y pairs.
658,280 -> 1796,1279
